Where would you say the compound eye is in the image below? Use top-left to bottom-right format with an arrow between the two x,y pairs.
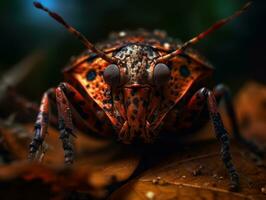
103,64 -> 120,87
153,63 -> 170,85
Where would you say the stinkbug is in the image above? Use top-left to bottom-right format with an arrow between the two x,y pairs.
29,1 -> 261,190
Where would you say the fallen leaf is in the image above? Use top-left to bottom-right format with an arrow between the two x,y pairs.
109,141 -> 266,200
0,120 -> 140,199
235,82 -> 266,144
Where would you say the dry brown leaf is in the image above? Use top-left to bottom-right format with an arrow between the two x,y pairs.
235,82 -> 266,144
0,121 -> 140,199
109,141 -> 266,200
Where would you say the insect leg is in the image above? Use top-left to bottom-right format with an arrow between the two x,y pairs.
9,90 -> 58,127
55,84 -> 76,164
28,88 -> 55,161
59,82 -> 113,138
214,84 -> 264,157
193,88 -> 239,191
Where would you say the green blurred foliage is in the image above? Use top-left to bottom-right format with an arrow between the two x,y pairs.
0,0 -> 265,101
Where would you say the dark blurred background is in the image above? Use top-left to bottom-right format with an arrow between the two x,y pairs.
0,0 -> 265,101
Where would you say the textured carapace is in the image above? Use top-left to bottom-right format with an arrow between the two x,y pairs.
64,30 -> 214,143
33,1 -> 251,144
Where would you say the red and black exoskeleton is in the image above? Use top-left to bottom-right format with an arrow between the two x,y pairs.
29,1 -> 262,190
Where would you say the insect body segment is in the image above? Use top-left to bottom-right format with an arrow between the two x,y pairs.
111,44 -> 159,142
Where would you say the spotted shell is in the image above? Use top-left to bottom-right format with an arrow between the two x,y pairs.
63,29 -> 214,138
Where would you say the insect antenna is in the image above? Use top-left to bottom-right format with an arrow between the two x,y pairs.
156,1 -> 253,63
33,1 -> 118,64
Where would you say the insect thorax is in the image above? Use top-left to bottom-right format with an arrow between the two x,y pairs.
114,44 -> 159,84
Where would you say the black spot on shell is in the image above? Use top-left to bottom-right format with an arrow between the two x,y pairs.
133,109 -> 138,115
133,98 -> 139,107
131,115 -> 136,121
103,99 -> 110,104
114,95 -> 120,101
86,70 -> 97,81
108,98 -> 113,104
125,100 -> 131,108
179,65 -> 190,77
131,88 -> 137,96
146,64 -> 149,69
